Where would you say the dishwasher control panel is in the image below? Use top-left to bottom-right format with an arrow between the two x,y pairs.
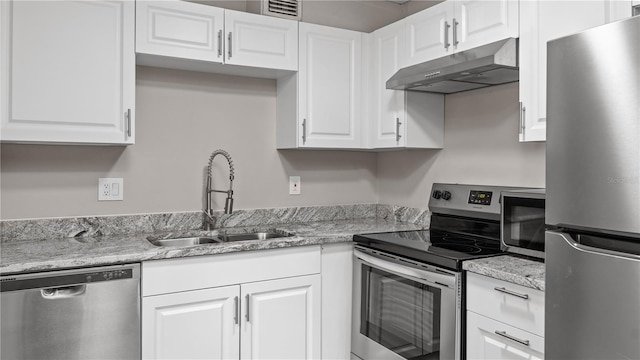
0,264 -> 138,292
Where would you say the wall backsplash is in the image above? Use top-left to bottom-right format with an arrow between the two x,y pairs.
0,204 -> 430,242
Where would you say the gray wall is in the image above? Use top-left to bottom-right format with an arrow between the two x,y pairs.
377,82 -> 546,209
0,67 -> 379,220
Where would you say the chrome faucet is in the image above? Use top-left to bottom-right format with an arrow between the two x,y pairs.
204,149 -> 234,230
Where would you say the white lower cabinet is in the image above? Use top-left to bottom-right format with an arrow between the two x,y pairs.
320,243 -> 353,360
240,275 -> 321,359
142,246 -> 321,360
466,272 -> 545,360
142,286 -> 240,359
467,312 -> 544,360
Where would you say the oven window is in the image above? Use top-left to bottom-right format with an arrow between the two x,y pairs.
361,265 -> 441,360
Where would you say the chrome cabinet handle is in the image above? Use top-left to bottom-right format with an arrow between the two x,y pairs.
444,21 -> 451,49
234,296 -> 239,324
245,294 -> 250,322
495,330 -> 530,346
228,32 -> 233,59
453,18 -> 459,46
395,117 -> 402,142
302,118 -> 307,145
494,286 -> 529,299
519,102 -> 526,135
217,30 -> 223,58
125,109 -> 131,137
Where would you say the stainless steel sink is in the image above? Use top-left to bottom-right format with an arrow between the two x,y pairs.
147,231 -> 292,247
216,232 -> 285,242
148,237 -> 220,247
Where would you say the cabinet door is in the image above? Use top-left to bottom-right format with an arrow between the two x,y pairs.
136,0 -> 224,64
240,274 -> 321,360
225,9 -> 297,71
404,1 -> 453,67
370,21 -> 406,148
142,286 -> 240,360
453,0 -> 518,52
466,311 -> 544,360
1,0 -> 135,144
299,22 -> 362,148
519,1 -> 609,142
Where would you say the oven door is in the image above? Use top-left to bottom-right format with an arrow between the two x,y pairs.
352,248 -> 460,360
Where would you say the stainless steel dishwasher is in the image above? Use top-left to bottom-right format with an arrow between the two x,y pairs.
1,263 -> 140,359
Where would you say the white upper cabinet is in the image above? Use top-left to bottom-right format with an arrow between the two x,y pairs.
136,1 -> 225,64
367,21 -> 444,150
1,0 -> 135,145
136,1 -> 298,73
404,1 -> 454,67
405,0 -> 518,67
518,0 -> 630,142
277,22 -> 363,149
224,10 -> 298,71
454,0 -> 519,52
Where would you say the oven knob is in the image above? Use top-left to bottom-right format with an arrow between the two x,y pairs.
432,190 -> 442,199
442,191 -> 452,200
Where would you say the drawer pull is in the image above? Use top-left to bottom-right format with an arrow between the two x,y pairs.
495,330 -> 530,346
494,286 -> 529,299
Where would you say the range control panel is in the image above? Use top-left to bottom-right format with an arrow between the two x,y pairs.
428,183 -> 525,221
468,190 -> 493,205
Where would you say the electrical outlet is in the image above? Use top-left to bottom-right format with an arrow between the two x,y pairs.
98,178 -> 123,201
289,176 -> 301,195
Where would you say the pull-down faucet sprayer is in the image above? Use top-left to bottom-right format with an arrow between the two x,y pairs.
204,149 -> 234,230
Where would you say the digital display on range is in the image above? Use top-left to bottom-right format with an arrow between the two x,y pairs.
468,190 -> 493,205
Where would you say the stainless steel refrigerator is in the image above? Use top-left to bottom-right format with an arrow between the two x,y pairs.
545,15 -> 640,359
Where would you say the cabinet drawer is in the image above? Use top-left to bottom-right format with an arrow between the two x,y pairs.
466,272 -> 544,336
467,311 -> 544,360
143,246 -> 321,296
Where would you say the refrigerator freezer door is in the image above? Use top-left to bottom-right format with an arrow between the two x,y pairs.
545,231 -> 640,359
546,16 -> 640,237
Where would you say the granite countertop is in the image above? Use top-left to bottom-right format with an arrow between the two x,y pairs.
463,255 -> 546,291
0,218 -> 423,275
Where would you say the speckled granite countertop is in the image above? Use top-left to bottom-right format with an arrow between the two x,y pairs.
463,255 -> 546,291
1,218 -> 422,275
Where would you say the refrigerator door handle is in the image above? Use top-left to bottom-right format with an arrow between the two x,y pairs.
557,232 -> 640,262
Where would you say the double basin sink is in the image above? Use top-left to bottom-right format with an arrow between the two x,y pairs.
148,231 -> 292,247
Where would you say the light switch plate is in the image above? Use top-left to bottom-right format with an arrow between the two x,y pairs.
289,176 -> 301,195
99,178 -> 124,201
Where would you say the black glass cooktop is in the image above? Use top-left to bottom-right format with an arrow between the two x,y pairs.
354,216 -> 504,271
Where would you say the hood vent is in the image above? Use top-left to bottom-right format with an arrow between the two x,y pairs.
386,38 -> 519,94
253,0 -> 301,20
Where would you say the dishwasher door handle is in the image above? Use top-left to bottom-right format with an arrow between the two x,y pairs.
41,285 -> 86,299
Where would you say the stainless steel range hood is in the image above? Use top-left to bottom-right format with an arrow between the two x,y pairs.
386,38 -> 518,94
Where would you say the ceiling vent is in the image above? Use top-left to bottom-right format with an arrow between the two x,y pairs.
247,0 -> 302,21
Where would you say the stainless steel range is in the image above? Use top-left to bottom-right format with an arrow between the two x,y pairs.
351,183 -> 520,360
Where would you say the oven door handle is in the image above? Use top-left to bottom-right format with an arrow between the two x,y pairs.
354,249 -> 455,288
